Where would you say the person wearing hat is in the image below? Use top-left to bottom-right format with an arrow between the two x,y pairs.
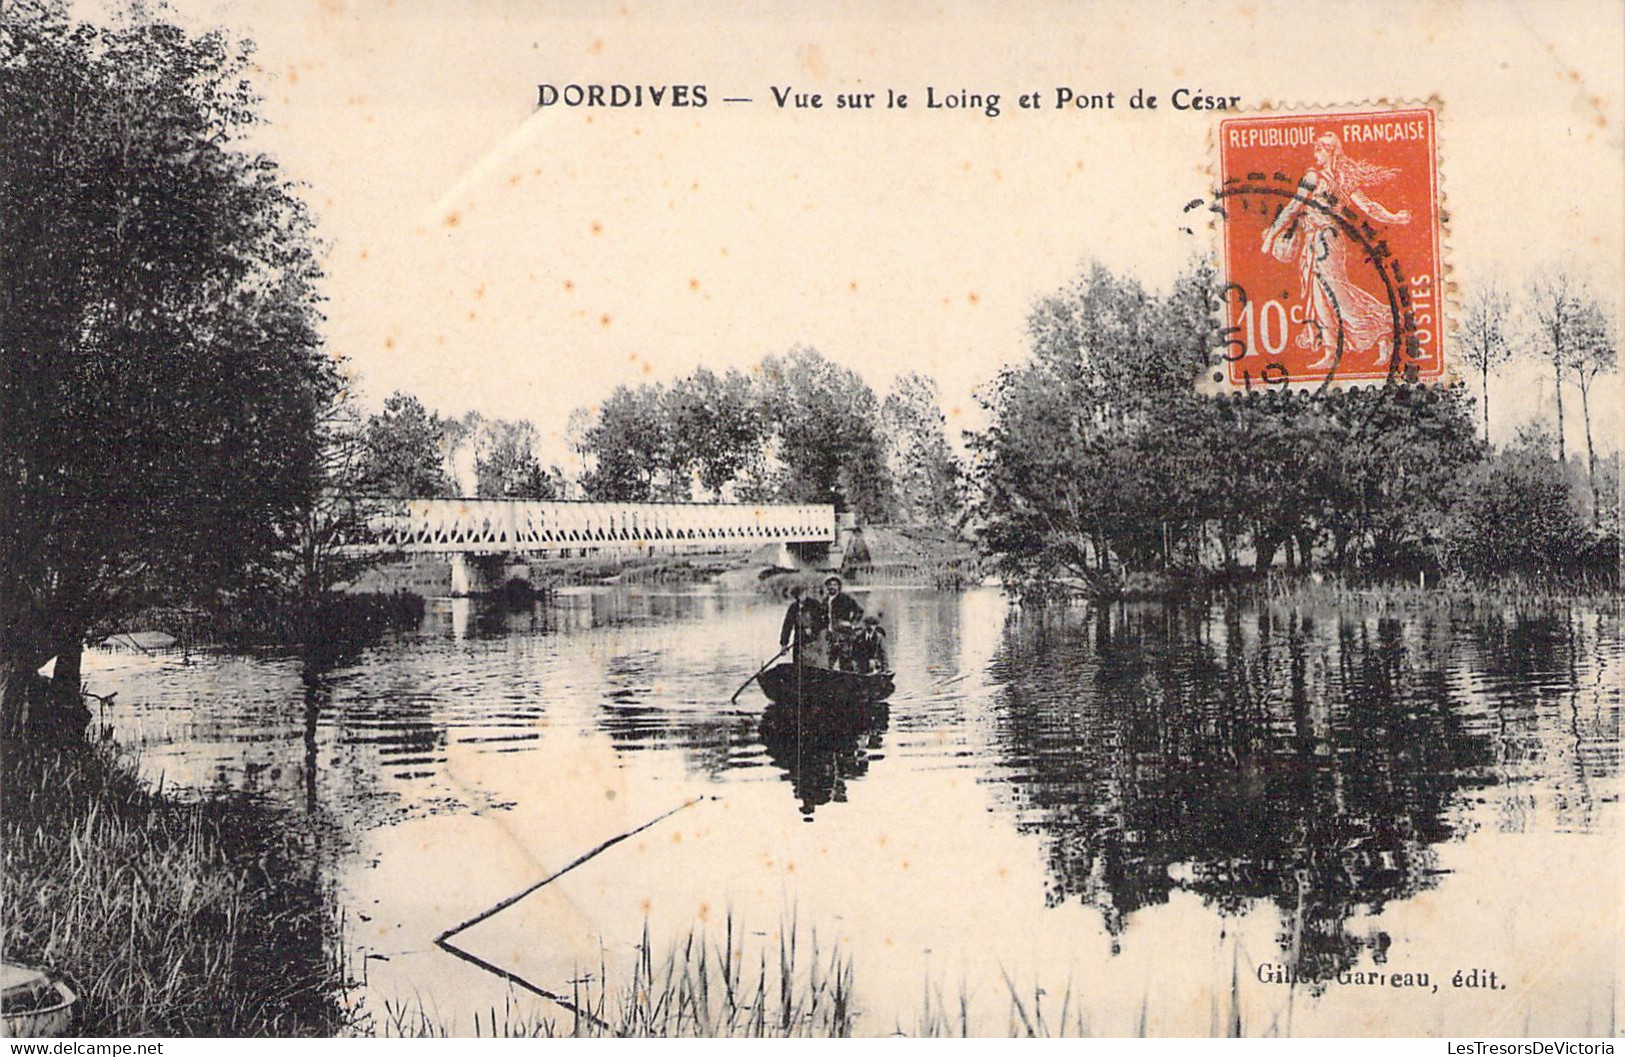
850,613 -> 889,674
779,583 -> 828,667
821,575 -> 864,670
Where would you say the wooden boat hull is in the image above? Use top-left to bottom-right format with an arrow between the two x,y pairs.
758,663 -> 894,709
1,965 -> 75,1038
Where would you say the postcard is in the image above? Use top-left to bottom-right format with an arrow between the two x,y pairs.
2,0 -> 1620,1041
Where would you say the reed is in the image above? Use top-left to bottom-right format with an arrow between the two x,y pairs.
371,935 -> 1292,1040
0,739 -> 348,1036
372,911 -> 855,1038
374,948 -> 1170,1039
1249,571 -> 1620,612
374,918 -> 1248,1039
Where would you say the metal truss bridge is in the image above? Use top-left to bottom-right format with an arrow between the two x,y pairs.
345,497 -> 837,557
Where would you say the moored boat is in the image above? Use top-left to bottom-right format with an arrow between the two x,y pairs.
1,964 -> 75,1038
757,661 -> 894,709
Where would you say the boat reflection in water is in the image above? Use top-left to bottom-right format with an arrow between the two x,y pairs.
757,700 -> 890,818
94,586 -> 1618,1033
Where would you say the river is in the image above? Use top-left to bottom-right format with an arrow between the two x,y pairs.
86,585 -> 1620,1036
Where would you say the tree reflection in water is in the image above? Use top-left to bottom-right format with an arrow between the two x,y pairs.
758,702 -> 890,819
988,602 -> 1500,982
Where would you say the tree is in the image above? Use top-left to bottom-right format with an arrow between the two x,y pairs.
562,405 -> 595,496
667,367 -> 763,501
757,347 -> 894,520
1458,281 -> 1513,443
359,392 -> 456,498
1570,302 -> 1617,521
1441,424 -> 1588,579
278,385 -> 382,600
880,373 -> 962,526
969,261 -> 1229,588
474,418 -> 559,499
968,264 -> 1147,589
578,383 -> 670,500
2,1 -> 340,730
1526,268 -> 1592,465
1326,384 -> 1483,575
968,359 -> 1108,594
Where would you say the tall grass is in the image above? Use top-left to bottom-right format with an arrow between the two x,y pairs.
0,739 -> 348,1036
1251,570 -> 1621,612
376,915 -> 1253,1038
377,913 -> 855,1038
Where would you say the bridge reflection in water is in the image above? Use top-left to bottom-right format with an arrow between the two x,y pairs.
95,588 -> 1618,1034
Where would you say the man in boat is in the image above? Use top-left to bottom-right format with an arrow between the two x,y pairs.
779,583 -> 829,667
821,575 -> 865,670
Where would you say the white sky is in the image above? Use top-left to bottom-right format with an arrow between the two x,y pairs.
142,0 -> 1624,466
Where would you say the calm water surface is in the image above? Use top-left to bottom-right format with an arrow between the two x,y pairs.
91,586 -> 1620,1035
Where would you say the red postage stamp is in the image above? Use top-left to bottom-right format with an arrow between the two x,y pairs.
1216,106 -> 1443,387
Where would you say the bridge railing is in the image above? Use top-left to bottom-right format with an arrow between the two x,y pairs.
342,498 -> 836,555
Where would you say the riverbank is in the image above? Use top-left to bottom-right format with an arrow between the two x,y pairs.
544,553 -> 752,586
1017,566 -> 1621,608
1246,571 -> 1623,611
0,737 -> 349,1036
107,592 -> 424,656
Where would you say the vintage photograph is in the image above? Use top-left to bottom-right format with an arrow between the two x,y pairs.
2,0 -> 1620,1041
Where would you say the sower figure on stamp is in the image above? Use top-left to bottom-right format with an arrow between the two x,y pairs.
780,583 -> 829,667
1260,131 -> 1411,371
820,575 -> 865,671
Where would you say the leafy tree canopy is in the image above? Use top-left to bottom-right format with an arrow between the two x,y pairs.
359,392 -> 456,498
2,0 -> 340,722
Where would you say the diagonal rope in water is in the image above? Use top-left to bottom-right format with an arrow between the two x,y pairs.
433,796 -> 706,1031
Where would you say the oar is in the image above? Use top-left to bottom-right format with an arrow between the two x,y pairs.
731,643 -> 792,703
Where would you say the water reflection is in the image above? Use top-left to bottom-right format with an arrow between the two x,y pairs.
758,702 -> 890,818
984,602 -> 1576,981
93,586 -> 1618,1029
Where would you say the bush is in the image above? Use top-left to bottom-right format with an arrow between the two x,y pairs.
1441,436 -> 1589,580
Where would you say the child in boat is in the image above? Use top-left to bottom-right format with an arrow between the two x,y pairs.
850,615 -> 888,674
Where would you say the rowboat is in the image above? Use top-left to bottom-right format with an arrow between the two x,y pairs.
1,965 -> 75,1038
757,661 -> 894,709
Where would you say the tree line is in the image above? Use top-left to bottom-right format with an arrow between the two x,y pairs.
0,0 -> 968,731
5,2 -> 1618,736
968,261 -> 1620,598
570,350 -> 961,525
1458,271 -> 1617,513
348,349 -> 963,528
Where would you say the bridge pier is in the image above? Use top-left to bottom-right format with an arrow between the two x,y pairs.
449,555 -> 539,596
449,553 -> 481,596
